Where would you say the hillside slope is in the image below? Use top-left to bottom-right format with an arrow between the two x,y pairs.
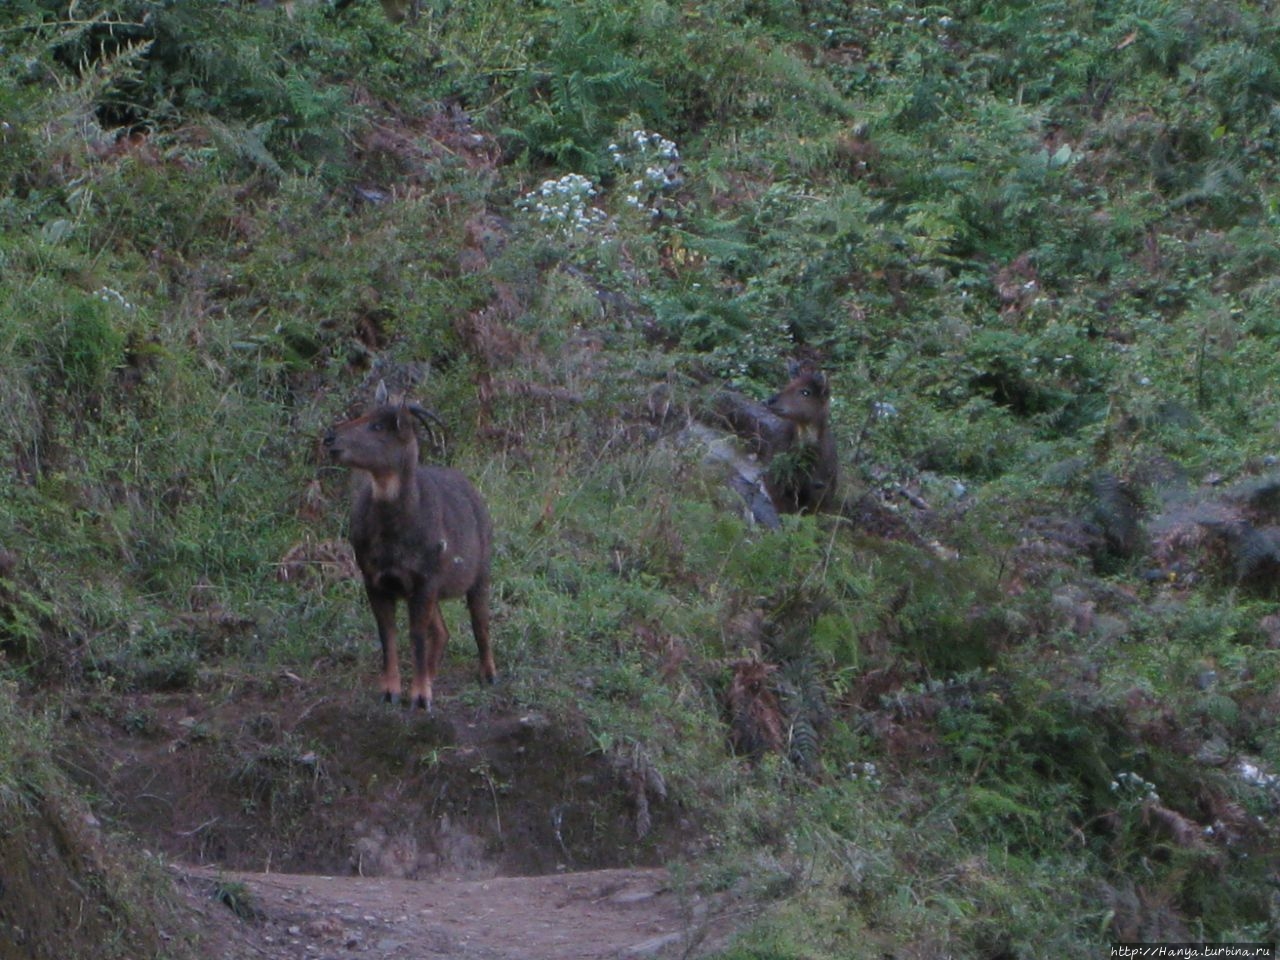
1,1 -> 1279,956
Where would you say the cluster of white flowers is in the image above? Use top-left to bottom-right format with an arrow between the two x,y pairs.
93,286 -> 135,311
1023,354 -> 1075,377
846,760 -> 881,786
608,129 -> 682,218
904,14 -> 955,28
1110,770 -> 1160,803
516,173 -> 608,236
609,128 -> 679,165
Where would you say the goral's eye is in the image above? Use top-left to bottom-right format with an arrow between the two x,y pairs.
800,389 -> 811,397
371,421 -> 385,432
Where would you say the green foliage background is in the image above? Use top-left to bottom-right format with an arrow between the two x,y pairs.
2,0 -> 1279,954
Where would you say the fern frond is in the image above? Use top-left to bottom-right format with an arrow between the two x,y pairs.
207,118 -> 284,177
787,716 -> 821,774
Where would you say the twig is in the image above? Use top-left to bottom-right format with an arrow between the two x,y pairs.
175,816 -> 220,837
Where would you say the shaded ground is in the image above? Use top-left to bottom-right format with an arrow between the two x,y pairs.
175,864 -> 737,959
45,670 -> 744,958
60,672 -> 694,879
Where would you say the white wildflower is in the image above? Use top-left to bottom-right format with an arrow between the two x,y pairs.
873,401 -> 898,419
94,286 -> 135,311
516,173 -> 607,236
610,128 -> 683,221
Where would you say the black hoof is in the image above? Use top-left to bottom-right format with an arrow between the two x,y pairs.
412,695 -> 433,713
383,691 -> 401,707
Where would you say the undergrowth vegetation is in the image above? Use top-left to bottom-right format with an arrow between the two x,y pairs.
2,0 -> 1279,955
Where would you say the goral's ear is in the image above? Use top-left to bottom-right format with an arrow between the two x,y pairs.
374,379 -> 389,405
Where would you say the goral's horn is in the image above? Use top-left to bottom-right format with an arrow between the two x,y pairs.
406,403 -> 446,432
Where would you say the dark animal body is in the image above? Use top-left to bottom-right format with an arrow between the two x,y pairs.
763,362 -> 838,515
324,383 -> 495,710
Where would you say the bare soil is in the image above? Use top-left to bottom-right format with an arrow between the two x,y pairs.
51,669 -> 744,959
173,864 -> 736,959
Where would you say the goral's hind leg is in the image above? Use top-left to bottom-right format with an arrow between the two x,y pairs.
467,577 -> 497,685
366,584 -> 401,705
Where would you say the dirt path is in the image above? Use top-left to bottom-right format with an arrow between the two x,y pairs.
175,864 -> 739,959
64,685 -> 748,957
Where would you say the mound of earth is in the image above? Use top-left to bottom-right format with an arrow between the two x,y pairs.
44,672 -> 742,958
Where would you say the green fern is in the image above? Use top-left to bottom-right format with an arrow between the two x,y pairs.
778,659 -> 829,776
765,444 -> 821,494
1194,39 -> 1280,127
509,1 -> 663,171
207,118 -> 285,177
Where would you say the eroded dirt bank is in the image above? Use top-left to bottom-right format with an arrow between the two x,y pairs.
175,864 -> 737,959
50,674 -> 741,958
61,676 -> 693,878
